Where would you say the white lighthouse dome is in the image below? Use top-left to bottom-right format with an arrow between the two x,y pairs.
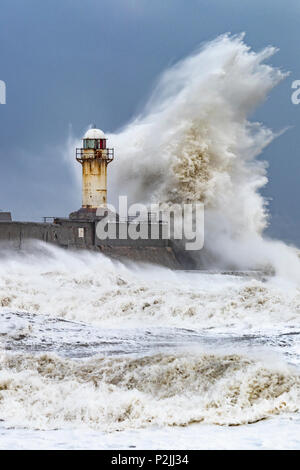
84,128 -> 106,139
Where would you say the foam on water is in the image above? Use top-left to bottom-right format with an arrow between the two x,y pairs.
0,243 -> 299,332
0,351 -> 299,431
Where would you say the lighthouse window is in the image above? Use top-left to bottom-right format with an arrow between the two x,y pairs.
94,139 -> 105,149
84,139 -> 96,149
83,138 -> 107,149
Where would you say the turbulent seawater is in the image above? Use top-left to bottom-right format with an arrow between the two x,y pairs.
0,244 -> 300,449
2,34 -> 300,449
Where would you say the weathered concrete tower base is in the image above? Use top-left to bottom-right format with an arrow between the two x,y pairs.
69,208 -> 99,221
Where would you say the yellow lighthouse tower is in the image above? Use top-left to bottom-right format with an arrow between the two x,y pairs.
76,127 -> 114,210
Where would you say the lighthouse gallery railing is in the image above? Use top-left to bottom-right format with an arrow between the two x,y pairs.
76,148 -> 114,163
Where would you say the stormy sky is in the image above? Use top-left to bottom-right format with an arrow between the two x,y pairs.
0,0 -> 300,244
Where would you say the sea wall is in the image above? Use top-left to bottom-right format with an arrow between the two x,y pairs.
0,221 -> 94,249
0,221 -> 182,268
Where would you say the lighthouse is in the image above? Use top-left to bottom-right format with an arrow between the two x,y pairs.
76,127 -> 114,210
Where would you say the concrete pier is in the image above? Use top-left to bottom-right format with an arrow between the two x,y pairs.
0,218 -> 184,268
